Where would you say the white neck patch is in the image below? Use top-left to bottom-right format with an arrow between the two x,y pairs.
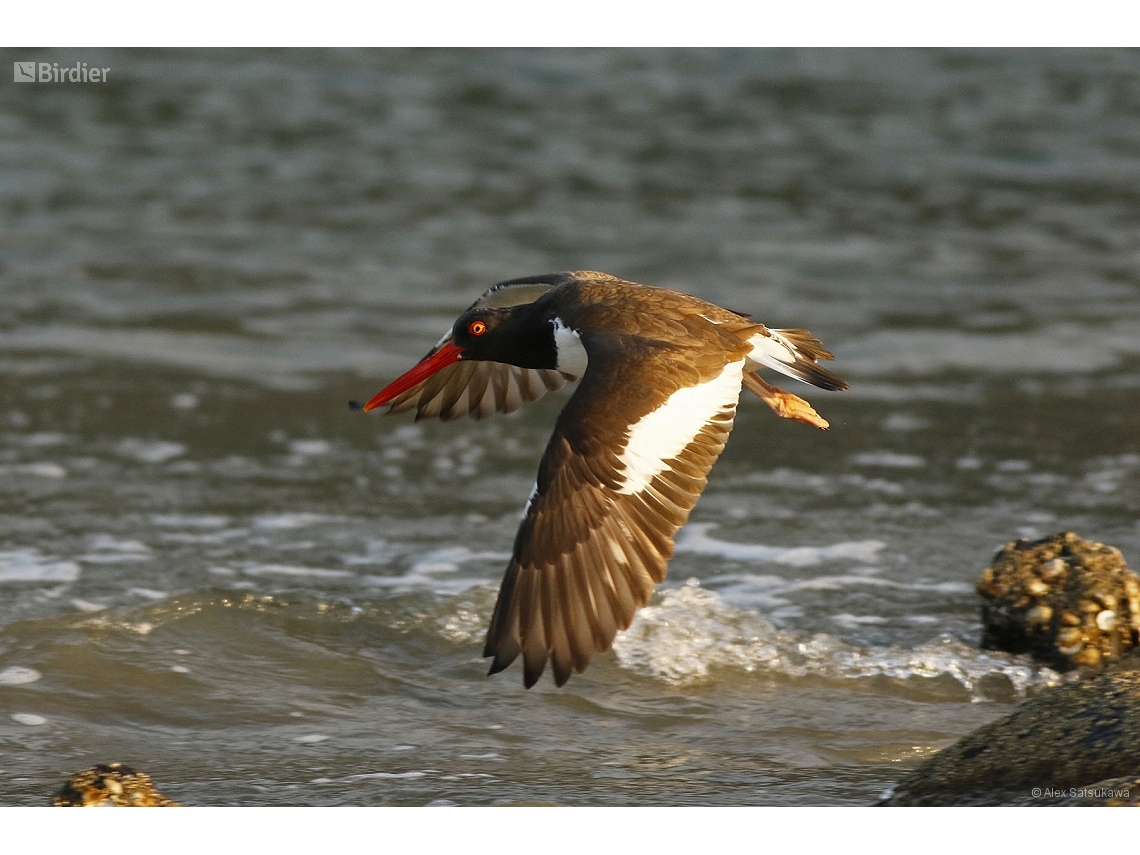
551,318 -> 588,379
616,359 -> 744,495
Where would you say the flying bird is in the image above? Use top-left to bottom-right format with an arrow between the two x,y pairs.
357,271 -> 847,687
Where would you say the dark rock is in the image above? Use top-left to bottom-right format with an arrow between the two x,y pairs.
977,532 -> 1140,671
54,762 -> 178,806
879,669 -> 1140,805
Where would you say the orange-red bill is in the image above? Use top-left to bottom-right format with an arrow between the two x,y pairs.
360,340 -> 464,412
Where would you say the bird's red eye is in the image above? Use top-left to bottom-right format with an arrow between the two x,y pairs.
469,320 -> 487,336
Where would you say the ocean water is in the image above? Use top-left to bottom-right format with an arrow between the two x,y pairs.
2,47 -> 1140,805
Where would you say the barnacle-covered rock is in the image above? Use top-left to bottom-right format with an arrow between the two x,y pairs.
878,669 -> 1140,805
976,532 -> 1140,671
54,762 -> 178,806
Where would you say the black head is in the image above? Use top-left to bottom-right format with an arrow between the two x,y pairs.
452,305 -> 558,370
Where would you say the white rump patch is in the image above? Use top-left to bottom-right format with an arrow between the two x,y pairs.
551,318 -> 588,379
616,359 -> 744,495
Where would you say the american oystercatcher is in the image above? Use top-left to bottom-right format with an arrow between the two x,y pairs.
357,271 -> 847,688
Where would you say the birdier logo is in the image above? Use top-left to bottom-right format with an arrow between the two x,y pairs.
13,61 -> 110,83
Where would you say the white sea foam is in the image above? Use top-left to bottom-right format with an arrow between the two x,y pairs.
288,439 -> 332,456
832,613 -> 889,627
78,534 -> 153,564
152,514 -> 246,544
339,539 -> 402,566
152,514 -> 231,528
0,666 -> 42,686
696,568 -> 972,613
363,546 -> 510,596
158,529 -> 248,544
17,432 -> 68,447
407,547 -> 510,576
345,771 -> 427,780
77,553 -> 153,564
128,587 -> 169,600
782,575 -> 971,594
88,535 -> 151,553
675,523 -> 885,567
71,599 -> 107,613
241,564 -> 353,579
253,513 -> 343,530
611,581 -> 1060,699
115,438 -> 186,463
848,452 -> 927,468
2,462 -> 68,478
881,413 -> 930,432
11,713 -> 47,726
996,459 -> 1031,472
0,549 -> 81,583
73,615 -> 156,635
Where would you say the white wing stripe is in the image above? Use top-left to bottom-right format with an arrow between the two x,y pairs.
615,359 -> 744,495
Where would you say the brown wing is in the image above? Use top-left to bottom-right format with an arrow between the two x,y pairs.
483,343 -> 743,687
380,279 -> 576,421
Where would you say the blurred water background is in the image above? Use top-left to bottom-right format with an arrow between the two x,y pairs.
2,48 -> 1140,805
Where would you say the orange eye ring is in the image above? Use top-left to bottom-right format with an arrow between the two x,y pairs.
468,320 -> 487,336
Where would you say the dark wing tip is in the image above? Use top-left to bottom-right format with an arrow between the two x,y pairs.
769,350 -> 850,392
807,364 -> 850,392
484,625 -> 547,690
486,656 -> 512,676
523,658 -> 546,689
768,328 -> 850,391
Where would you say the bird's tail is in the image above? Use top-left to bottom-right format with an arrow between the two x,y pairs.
746,327 -> 849,392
